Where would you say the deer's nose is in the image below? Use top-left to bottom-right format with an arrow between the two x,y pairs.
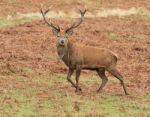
61,40 -> 64,44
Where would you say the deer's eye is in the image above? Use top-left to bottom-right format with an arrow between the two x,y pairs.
57,35 -> 61,37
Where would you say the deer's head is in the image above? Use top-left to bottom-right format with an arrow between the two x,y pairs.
41,9 -> 86,46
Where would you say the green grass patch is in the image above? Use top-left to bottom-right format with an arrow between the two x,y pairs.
0,69 -> 149,117
109,32 -> 118,40
137,8 -> 150,20
0,88 -> 56,117
0,7 -> 150,28
0,18 -> 33,28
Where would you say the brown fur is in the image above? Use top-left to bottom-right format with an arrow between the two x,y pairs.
60,40 -> 117,70
41,8 -> 128,95
57,39 -> 128,95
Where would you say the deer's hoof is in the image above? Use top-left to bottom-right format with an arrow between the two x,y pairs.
75,87 -> 82,92
125,92 -> 129,95
96,89 -> 102,93
79,87 -> 82,91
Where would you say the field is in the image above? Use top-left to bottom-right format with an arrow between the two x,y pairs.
0,0 -> 150,117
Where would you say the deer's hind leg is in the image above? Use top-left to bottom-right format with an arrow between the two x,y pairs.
96,68 -> 108,93
107,68 -> 129,95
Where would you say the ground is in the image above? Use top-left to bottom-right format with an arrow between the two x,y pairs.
0,0 -> 150,117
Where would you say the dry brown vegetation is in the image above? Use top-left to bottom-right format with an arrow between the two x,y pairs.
0,0 -> 150,117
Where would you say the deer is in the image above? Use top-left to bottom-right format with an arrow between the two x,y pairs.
40,9 -> 129,95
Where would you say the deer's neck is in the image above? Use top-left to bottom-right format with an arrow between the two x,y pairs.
57,41 -> 74,67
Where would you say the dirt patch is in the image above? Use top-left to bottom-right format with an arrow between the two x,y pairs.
0,1 -> 150,116
0,15 -> 150,96
0,1 -> 149,111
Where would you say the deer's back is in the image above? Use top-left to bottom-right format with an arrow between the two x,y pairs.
74,44 -> 118,69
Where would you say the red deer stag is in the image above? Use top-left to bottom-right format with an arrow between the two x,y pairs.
40,9 -> 128,95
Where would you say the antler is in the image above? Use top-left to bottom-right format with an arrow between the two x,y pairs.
65,9 -> 87,33
40,9 -> 60,32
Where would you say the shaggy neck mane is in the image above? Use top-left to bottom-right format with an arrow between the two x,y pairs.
61,39 -> 76,66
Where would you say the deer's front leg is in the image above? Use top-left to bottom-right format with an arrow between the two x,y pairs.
67,68 -> 76,89
75,67 -> 82,92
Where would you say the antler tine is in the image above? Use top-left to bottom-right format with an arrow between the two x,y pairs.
79,9 -> 87,17
72,9 -> 86,28
65,9 -> 87,32
40,9 -> 60,31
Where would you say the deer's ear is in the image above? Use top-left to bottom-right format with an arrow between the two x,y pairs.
52,29 -> 60,36
66,30 -> 73,37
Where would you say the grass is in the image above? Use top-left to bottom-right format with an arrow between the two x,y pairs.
0,68 -> 149,117
108,32 -> 118,40
0,7 -> 150,28
0,18 -> 34,28
0,4 -> 150,116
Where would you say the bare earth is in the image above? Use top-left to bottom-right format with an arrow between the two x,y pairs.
0,0 -> 150,116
